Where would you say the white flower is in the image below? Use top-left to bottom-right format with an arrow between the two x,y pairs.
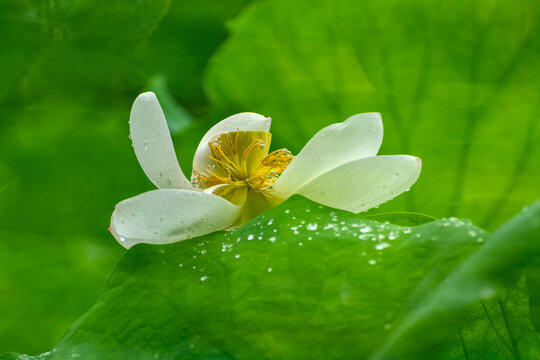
110,92 -> 421,248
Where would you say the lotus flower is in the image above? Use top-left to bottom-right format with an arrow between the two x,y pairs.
110,92 -> 421,248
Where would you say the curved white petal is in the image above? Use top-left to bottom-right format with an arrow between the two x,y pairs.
296,155 -> 421,213
271,113 -> 383,199
130,92 -> 192,189
192,112 -> 271,179
110,189 -> 240,248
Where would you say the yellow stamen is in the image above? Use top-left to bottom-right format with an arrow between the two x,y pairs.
192,131 -> 293,213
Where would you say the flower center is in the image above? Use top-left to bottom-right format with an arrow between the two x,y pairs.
192,131 -> 293,210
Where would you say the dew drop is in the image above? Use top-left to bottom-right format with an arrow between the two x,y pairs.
375,242 -> 391,250
235,254 -> 240,259
200,276 -> 208,282
360,226 -> 372,233
368,259 -> 377,265
267,267 -> 273,272
306,223 -> 318,231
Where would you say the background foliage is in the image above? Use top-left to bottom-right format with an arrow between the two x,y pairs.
0,0 -> 539,356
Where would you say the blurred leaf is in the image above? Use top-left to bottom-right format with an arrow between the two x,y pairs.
204,0 -> 540,230
0,230 -> 121,356
372,199 -> 540,359
133,0 -> 256,116
0,0 -> 254,354
3,196 -> 539,359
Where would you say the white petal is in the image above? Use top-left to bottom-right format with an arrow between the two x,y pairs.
296,155 -> 421,213
272,113 -> 383,199
130,92 -> 192,189
110,189 -> 240,248
192,112 -> 271,178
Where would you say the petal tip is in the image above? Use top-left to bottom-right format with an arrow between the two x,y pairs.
346,112 -> 383,127
131,92 -> 159,113
136,91 -> 157,101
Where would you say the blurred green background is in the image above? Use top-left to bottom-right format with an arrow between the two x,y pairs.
1,0 -> 539,355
